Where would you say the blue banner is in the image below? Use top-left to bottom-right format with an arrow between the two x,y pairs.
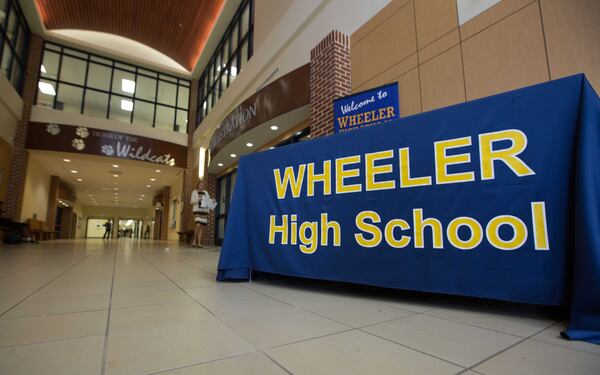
217,74 -> 600,345
333,82 -> 399,133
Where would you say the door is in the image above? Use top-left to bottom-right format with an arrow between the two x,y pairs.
215,170 -> 237,245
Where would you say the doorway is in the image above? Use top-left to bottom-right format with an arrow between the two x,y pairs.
86,218 -> 108,238
117,219 -> 144,238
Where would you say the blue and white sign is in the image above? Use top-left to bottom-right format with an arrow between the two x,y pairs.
333,82 -> 399,133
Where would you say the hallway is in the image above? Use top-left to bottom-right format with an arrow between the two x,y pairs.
0,240 -> 599,374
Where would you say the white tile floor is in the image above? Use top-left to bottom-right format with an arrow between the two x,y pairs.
0,239 -> 599,374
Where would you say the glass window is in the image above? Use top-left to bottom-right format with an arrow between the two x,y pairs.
63,48 -> 87,59
109,95 -> 133,124
159,74 -> 177,83
15,28 -> 27,58
56,83 -> 83,114
83,90 -> 108,118
176,109 -> 187,133
138,68 -> 157,78
240,40 -> 248,70
90,55 -> 111,65
220,70 -> 228,96
219,178 -> 227,215
87,62 -> 111,91
241,3 -> 250,36
155,105 -> 174,131
115,61 -> 134,72
1,43 -> 13,78
136,74 -> 156,101
217,218 -> 226,240
177,86 -> 188,109
132,100 -> 154,127
5,6 -> 18,43
230,23 -> 239,52
112,69 -> 135,97
10,61 -> 21,89
41,50 -> 59,80
36,79 -> 56,107
230,172 -> 237,199
60,55 -> 86,85
157,80 -> 176,106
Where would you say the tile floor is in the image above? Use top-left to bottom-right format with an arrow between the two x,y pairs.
0,239 -> 598,374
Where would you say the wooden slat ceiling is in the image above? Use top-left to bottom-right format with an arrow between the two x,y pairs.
36,0 -> 225,71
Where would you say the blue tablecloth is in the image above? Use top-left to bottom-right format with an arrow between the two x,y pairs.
217,74 -> 600,345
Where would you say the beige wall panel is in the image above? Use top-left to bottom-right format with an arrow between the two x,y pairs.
419,45 -> 465,112
352,0 -> 411,45
254,0 -> 294,51
351,2 -> 417,87
21,156 -> 51,222
462,3 -> 549,100
460,0 -> 535,40
540,0 -> 600,91
418,28 -> 460,64
415,0 -> 458,48
398,68 -> 422,117
0,137 -> 11,202
353,53 -> 418,92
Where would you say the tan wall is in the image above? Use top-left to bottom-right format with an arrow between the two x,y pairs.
21,155 -> 51,222
81,205 -> 150,238
351,0 -> 600,116
254,0 -> 294,52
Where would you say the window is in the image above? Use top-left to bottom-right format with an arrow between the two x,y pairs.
0,0 -> 29,94
197,0 -> 253,126
35,41 -> 191,134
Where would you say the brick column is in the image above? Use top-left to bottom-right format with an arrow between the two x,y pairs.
5,34 -> 44,221
181,80 -> 198,234
201,173 -> 217,246
46,176 -> 60,227
160,186 -> 170,240
309,30 -> 351,138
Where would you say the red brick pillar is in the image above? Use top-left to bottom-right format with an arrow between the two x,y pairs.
181,80 -> 198,234
201,173 -> 217,246
5,34 -> 44,221
309,30 -> 351,138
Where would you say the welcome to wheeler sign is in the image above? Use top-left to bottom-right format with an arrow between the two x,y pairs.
333,82 -> 399,133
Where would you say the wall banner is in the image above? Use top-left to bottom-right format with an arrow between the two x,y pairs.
217,75 -> 600,345
333,82 -> 399,133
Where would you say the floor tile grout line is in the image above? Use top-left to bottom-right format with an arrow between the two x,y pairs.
0,333 -> 105,350
0,307 -> 109,320
145,351 -> 261,375
268,328 -> 357,350
462,320 -> 559,372
100,246 -> 118,375
420,311 -> 547,339
528,336 -> 600,357
0,255 -> 91,318
358,328 -> 467,370
139,253 -> 298,375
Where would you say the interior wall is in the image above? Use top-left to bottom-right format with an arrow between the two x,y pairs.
253,0 -> 294,52
21,155 -> 51,222
167,176 -> 183,241
350,0 -> 600,118
0,137 -> 12,203
0,72 -> 23,145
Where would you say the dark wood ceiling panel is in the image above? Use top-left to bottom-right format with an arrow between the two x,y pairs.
36,0 -> 225,71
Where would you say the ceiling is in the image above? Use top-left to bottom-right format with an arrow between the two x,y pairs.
34,0 -> 226,72
29,150 -> 183,208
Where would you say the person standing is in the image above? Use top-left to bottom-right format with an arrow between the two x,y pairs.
102,219 -> 112,239
190,180 -> 215,248
144,223 -> 151,239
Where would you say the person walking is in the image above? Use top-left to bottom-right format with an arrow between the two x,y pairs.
102,219 -> 112,239
190,180 -> 215,248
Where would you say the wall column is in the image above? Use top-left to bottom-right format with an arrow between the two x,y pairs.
181,80 -> 198,236
160,186 -> 170,241
201,173 -> 217,246
5,34 -> 44,221
309,30 -> 351,138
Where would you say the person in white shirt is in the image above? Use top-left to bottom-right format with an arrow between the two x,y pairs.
190,180 -> 214,248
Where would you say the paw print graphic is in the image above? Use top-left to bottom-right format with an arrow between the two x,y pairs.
46,123 -> 60,135
101,145 -> 114,156
76,127 -> 89,138
72,138 -> 85,151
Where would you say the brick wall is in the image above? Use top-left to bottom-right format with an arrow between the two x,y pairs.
181,80 -> 198,234
201,173 -> 217,246
309,30 -> 351,138
5,34 -> 44,221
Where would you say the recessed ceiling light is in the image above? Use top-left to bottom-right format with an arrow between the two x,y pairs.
121,99 -> 133,112
113,174 -> 119,178
114,192 -> 119,195
140,194 -> 145,197
112,164 -> 119,168
246,142 -> 253,147
138,198 -> 143,200
70,170 -> 78,174
38,81 -> 56,96
146,184 -> 151,188
150,178 -> 156,181
155,169 -> 161,173
217,162 -> 223,167
270,125 -> 278,131
76,178 -> 83,182
230,153 -> 237,158
114,187 -> 119,191
296,131 -> 302,136
121,78 -> 135,94
63,158 -> 71,162
88,194 -> 92,197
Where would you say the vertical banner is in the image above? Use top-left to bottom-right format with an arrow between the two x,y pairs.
333,82 -> 399,133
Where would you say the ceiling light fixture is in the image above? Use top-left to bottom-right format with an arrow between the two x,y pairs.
150,178 -> 156,182
113,174 -> 119,178
121,79 -> 135,94
269,147 -> 275,150
230,153 -> 237,158
217,162 -> 223,167
112,164 -> 119,168
155,169 -> 161,173
121,99 -> 133,112
76,178 -> 83,182
38,81 -> 56,96
270,125 -> 278,131
146,184 -> 151,188
63,158 -> 71,162
70,170 -> 78,174
246,142 -> 253,147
